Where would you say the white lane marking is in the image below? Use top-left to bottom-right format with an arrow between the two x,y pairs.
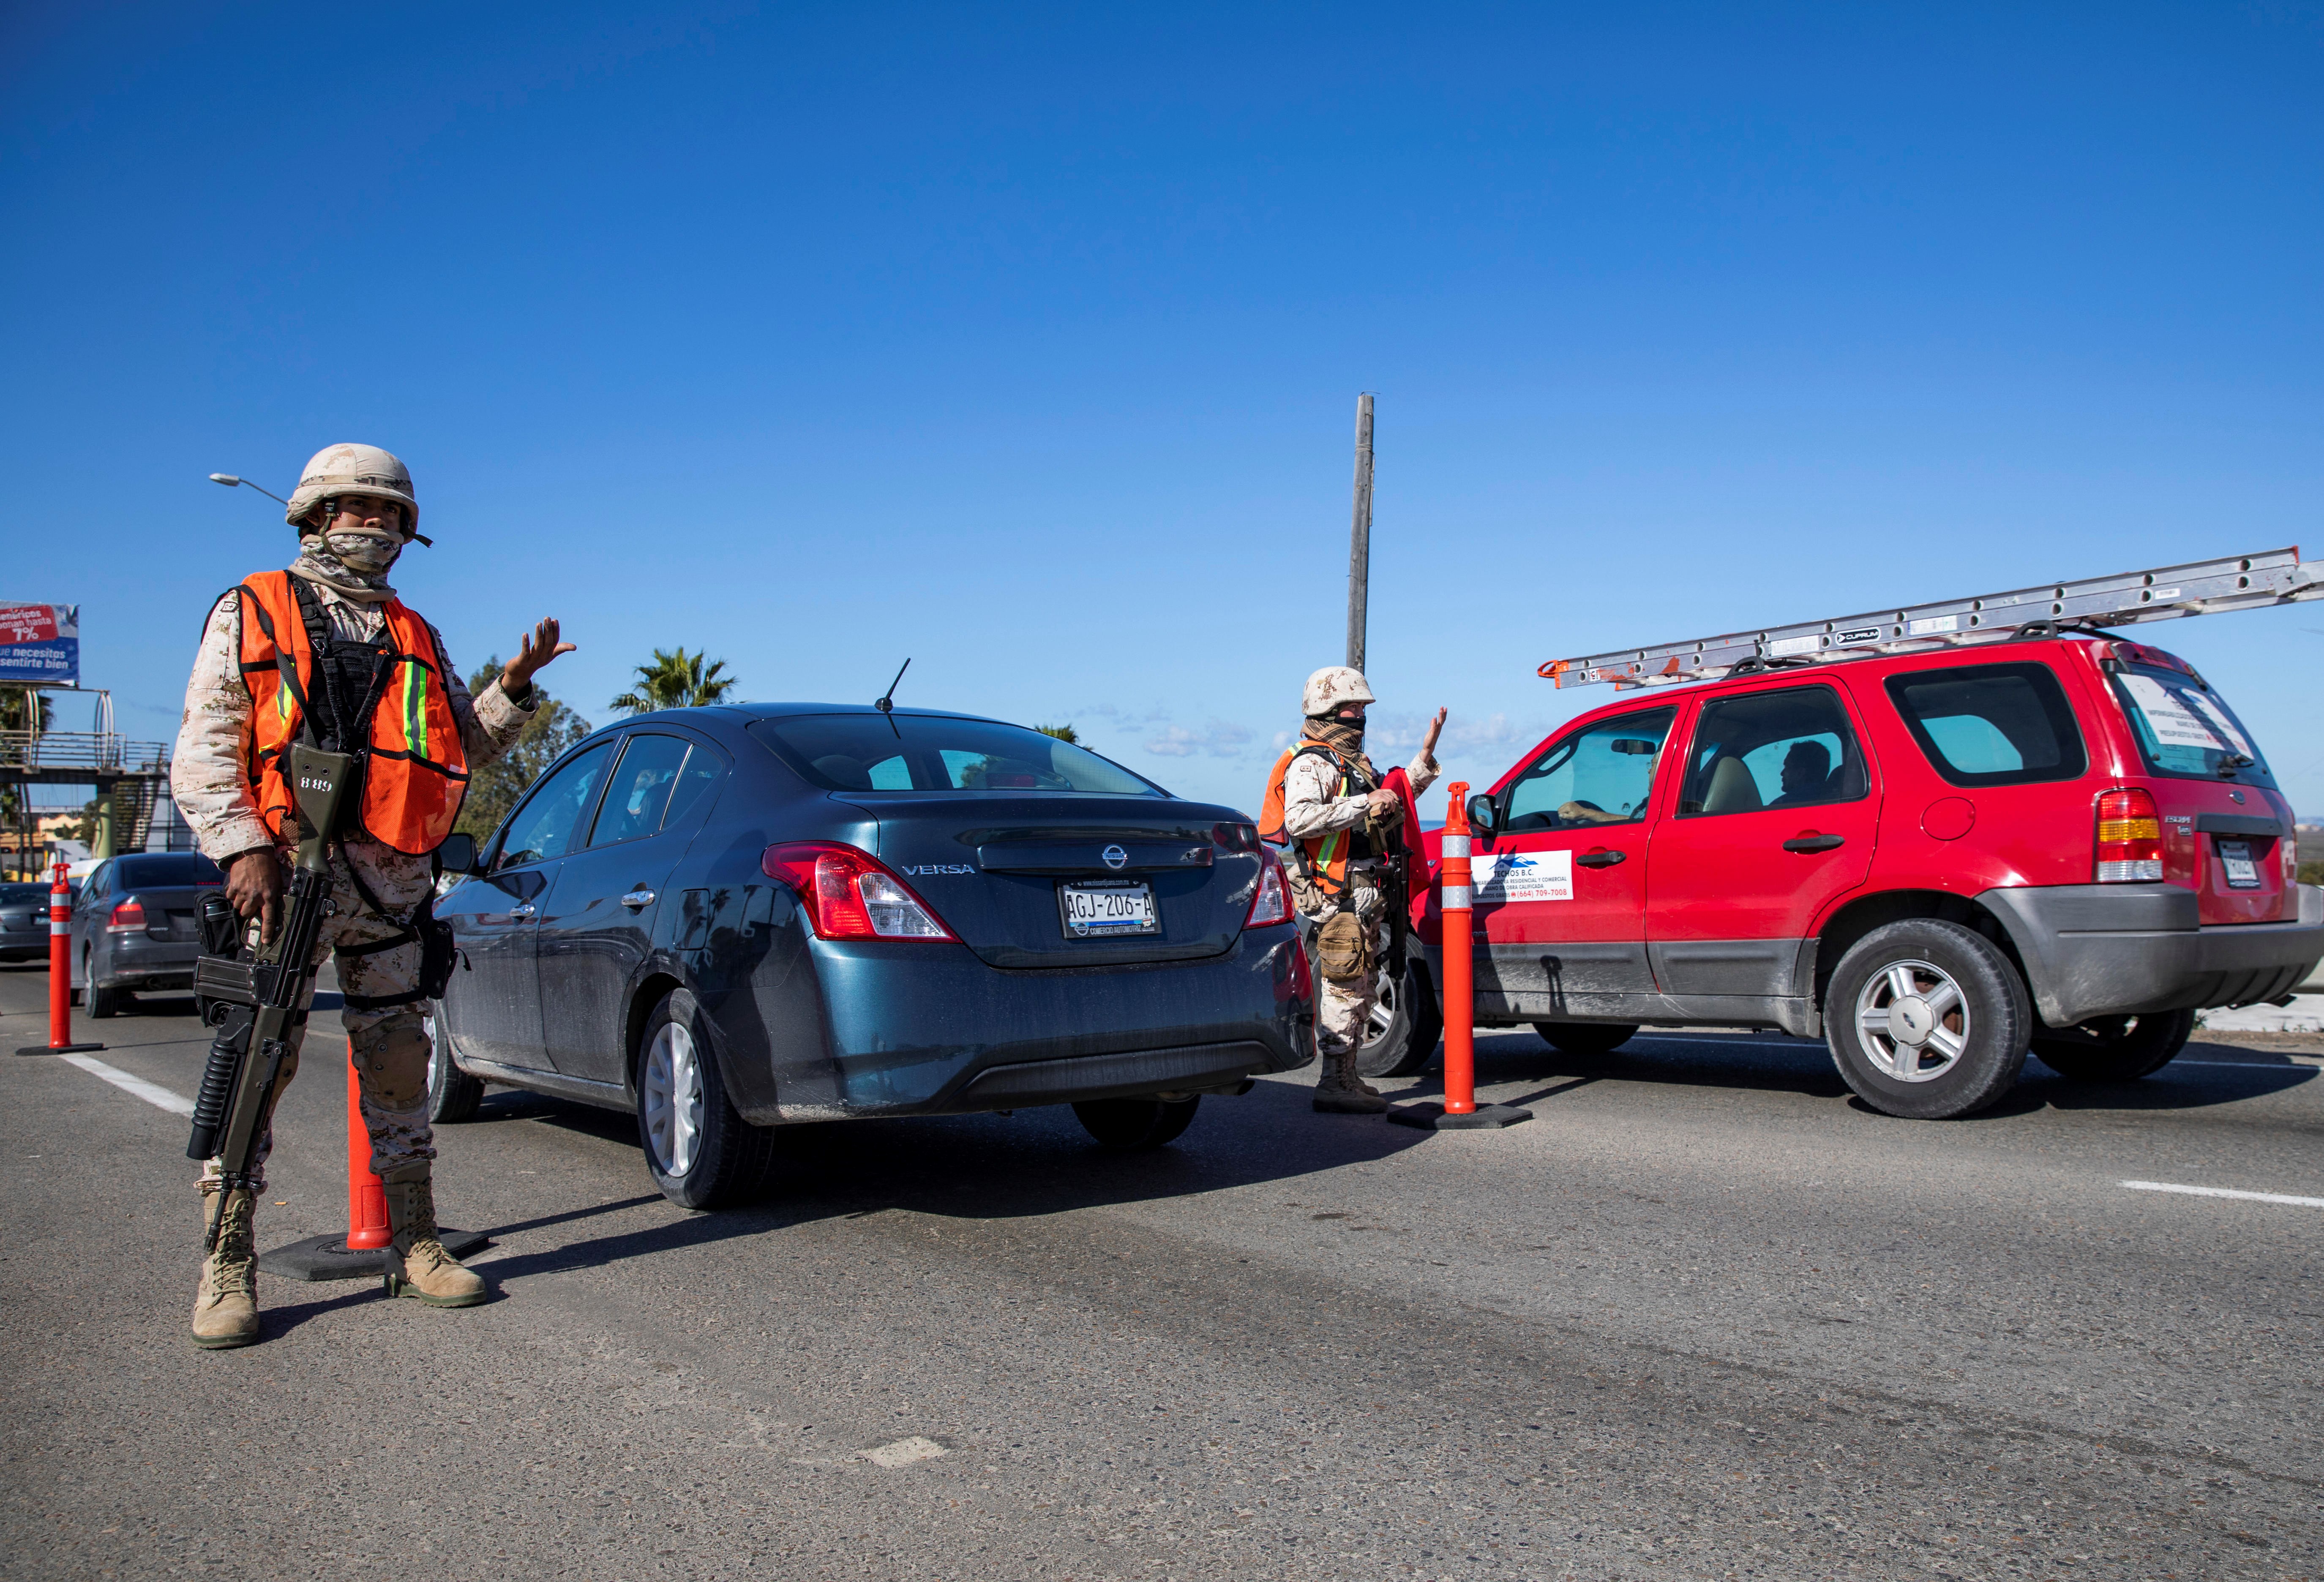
58,1053 -> 195,1117
2122,1179 -> 2324,1209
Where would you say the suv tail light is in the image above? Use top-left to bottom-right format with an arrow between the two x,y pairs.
106,897 -> 147,932
2095,788 -> 2163,882
760,842 -> 955,941
1245,848 -> 1293,929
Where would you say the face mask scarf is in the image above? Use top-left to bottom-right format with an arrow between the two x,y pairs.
290,525 -> 403,603
1303,715 -> 1368,760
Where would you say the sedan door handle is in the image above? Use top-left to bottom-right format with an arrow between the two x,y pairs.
1574,848 -> 1626,868
1782,833 -> 1846,853
621,889 -> 657,909
509,902 -> 537,918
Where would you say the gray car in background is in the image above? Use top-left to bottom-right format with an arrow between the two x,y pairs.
69,852 -> 225,1016
0,882 -> 56,963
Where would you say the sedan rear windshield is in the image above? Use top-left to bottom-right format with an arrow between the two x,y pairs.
752,715 -> 1163,797
2108,665 -> 2276,788
0,883 -> 50,905
114,854 -> 224,887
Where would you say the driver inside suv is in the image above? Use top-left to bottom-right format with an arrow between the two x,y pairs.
1765,739 -> 1834,807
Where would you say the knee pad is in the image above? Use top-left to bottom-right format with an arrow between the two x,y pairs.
352,1015 -> 432,1110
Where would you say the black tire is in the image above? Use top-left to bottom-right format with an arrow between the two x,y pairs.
1072,1094 -> 1201,1152
85,952 -> 120,1020
1825,918 -> 2030,1119
1532,1021 -> 1639,1056
1356,958 -> 1443,1079
425,1012 -> 486,1123
2031,1009 -> 2197,1082
635,988 -> 773,1210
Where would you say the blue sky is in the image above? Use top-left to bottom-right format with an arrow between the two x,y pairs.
5,2 -> 2320,817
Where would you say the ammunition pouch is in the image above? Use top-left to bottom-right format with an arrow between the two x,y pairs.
1315,907 -> 1375,983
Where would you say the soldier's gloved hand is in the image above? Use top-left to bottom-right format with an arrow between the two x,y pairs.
1364,787 -> 1402,818
225,847 -> 286,944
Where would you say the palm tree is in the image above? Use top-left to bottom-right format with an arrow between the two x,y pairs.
1034,723 -> 1079,743
610,648 -> 738,715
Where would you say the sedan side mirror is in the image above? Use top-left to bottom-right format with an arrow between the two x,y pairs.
1465,793 -> 1499,835
436,832 -> 479,875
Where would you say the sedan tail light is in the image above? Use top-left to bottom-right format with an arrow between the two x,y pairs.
106,897 -> 147,932
1245,848 -> 1293,929
2095,788 -> 2163,882
761,842 -> 955,941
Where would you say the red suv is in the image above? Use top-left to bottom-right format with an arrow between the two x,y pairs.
1410,634 -> 2323,1119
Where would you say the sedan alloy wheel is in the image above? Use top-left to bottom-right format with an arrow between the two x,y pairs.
642,1021 -> 706,1179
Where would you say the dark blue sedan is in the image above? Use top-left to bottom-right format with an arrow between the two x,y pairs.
431,705 -> 1312,1207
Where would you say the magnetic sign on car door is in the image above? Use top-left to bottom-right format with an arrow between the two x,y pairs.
1471,850 -> 1573,904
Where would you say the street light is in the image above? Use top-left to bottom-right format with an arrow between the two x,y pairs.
208,472 -> 292,508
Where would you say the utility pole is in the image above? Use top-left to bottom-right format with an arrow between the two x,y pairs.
1346,392 -> 1374,672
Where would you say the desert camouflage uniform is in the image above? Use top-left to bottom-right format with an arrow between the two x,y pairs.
174,581 -> 535,1193
1279,747 -> 1440,1055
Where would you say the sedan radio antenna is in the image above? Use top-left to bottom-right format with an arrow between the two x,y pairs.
875,658 -> 911,735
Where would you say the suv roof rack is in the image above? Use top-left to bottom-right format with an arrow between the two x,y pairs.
1541,547 -> 2323,690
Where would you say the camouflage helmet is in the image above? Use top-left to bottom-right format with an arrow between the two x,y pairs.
1302,666 -> 1376,718
283,444 -> 420,536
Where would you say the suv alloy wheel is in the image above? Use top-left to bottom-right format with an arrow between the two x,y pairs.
1825,919 -> 2031,1119
1356,957 -> 1443,1079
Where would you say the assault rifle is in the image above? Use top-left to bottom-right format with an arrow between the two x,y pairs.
185,743 -> 350,1253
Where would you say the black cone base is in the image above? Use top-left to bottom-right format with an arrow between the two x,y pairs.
16,1043 -> 105,1056
258,1228 -> 491,1282
1387,1101 -> 1533,1130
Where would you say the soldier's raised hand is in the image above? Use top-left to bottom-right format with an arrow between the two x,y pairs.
500,618 -> 577,698
1418,707 -> 1448,766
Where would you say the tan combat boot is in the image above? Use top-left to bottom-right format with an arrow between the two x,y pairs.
191,1188 -> 261,1349
1312,1047 -> 1389,1114
379,1162 -> 486,1307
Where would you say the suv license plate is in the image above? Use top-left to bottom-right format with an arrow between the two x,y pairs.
1060,880 -> 1159,939
2217,838 -> 2261,890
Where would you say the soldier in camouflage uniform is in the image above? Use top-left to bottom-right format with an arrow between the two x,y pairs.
175,442 -> 573,1348
1271,667 -> 1443,1113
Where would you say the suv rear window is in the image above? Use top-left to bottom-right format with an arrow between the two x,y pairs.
113,854 -> 224,887
751,715 -> 1163,797
1883,662 -> 2087,788
2108,664 -> 2276,788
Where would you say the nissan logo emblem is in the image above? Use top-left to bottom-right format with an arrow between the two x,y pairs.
1102,844 -> 1129,870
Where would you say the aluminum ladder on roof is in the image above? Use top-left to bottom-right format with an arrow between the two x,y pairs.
1540,547 -> 2324,690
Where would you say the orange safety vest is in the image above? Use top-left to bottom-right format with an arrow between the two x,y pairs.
232,570 -> 468,855
1258,742 -> 1370,896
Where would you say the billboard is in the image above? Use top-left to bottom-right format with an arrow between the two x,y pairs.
0,603 -> 79,685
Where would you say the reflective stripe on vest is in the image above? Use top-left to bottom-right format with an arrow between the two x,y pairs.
232,571 -> 469,855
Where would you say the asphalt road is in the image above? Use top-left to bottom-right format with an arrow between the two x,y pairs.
3,962 -> 2320,1582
